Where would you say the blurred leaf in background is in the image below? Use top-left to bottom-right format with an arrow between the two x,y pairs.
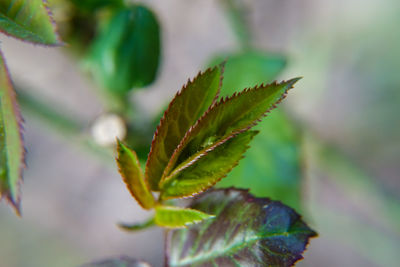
85,4 -> 161,95
209,51 -> 303,210
70,0 -> 123,12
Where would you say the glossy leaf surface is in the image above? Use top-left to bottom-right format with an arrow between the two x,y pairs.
0,0 -> 60,45
165,78 -> 299,180
0,51 -> 24,213
81,256 -> 151,267
155,205 -> 214,228
209,50 -> 286,97
146,66 -> 222,191
160,131 -> 257,199
166,189 -> 317,267
86,4 -> 160,94
116,140 -> 154,209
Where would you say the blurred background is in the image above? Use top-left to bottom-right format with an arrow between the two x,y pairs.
0,0 -> 399,266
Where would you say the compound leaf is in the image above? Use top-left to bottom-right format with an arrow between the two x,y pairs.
160,131 -> 257,199
164,78 -> 300,181
81,256 -> 151,267
155,205 -> 214,228
166,188 -> 317,267
0,50 -> 24,214
146,66 -> 222,191
0,0 -> 61,45
116,140 -> 155,210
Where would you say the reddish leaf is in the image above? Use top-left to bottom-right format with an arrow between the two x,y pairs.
0,50 -> 25,214
162,78 -> 300,184
160,131 -> 258,199
116,140 -> 155,209
145,65 -> 223,191
166,188 -> 317,267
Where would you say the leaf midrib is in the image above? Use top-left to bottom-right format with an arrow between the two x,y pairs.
172,229 -> 305,266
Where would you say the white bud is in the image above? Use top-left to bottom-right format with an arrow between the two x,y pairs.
91,114 -> 127,146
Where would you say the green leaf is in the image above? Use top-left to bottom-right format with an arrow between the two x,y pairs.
155,205 -> 214,228
218,110 -> 303,210
116,140 -> 155,210
164,78 -> 300,182
209,51 -> 302,210
81,256 -> 151,267
166,189 -> 317,267
0,50 -> 24,214
209,50 -> 286,97
146,66 -> 222,191
160,131 -> 257,199
0,0 -> 61,45
86,4 -> 160,94
118,217 -> 155,232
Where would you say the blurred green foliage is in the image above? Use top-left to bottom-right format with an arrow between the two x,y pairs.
86,4 -> 160,94
70,0 -> 123,12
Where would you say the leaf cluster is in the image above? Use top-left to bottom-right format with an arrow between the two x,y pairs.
116,64 -> 300,228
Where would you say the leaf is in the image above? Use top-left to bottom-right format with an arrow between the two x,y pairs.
209,51 -> 302,210
116,140 -> 155,210
81,256 -> 151,267
146,66 -> 223,191
155,205 -> 214,228
118,217 -> 155,232
218,110 -> 303,210
166,189 -> 317,267
160,131 -> 258,199
86,4 -> 160,94
0,0 -> 61,45
164,78 -> 300,182
209,50 -> 286,97
0,50 -> 24,214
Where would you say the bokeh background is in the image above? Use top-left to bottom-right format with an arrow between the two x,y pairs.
1,0 -> 399,266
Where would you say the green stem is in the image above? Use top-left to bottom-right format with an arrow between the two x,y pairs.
16,87 -> 114,165
118,217 -> 155,231
306,132 -> 400,235
222,0 -> 252,50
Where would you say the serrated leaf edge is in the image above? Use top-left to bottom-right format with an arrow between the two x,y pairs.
160,131 -> 259,200
0,50 -> 25,215
145,66 -> 222,191
0,0 -> 63,46
163,78 -> 300,183
116,139 -> 155,210
155,205 -> 215,229
165,188 -> 317,267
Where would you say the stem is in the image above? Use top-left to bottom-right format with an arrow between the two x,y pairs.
305,132 -> 400,234
16,87 -> 114,165
222,0 -> 252,49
